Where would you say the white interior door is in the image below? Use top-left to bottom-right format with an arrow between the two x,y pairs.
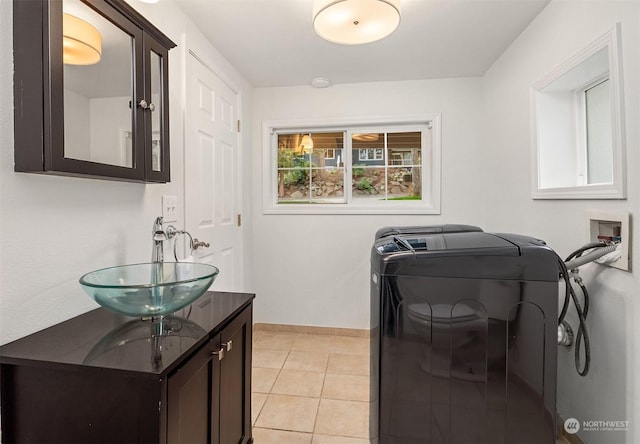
185,52 -> 242,292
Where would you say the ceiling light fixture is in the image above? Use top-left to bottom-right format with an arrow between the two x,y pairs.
313,0 -> 401,45
300,134 -> 314,153
63,14 -> 102,65
353,133 -> 380,142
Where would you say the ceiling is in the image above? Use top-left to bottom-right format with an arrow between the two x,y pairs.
172,0 -> 550,88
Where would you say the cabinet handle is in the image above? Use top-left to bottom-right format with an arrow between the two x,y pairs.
224,340 -> 233,352
138,99 -> 149,109
211,347 -> 225,361
148,102 -> 156,112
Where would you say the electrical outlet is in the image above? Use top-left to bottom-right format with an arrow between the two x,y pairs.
586,210 -> 630,271
162,195 -> 178,222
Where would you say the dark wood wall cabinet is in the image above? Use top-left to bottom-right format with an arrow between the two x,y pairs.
13,0 -> 176,183
0,291 -> 254,444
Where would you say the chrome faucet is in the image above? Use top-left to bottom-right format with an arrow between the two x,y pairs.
152,216 -> 167,263
152,217 -> 191,262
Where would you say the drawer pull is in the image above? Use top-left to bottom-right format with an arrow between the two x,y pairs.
225,340 -> 233,352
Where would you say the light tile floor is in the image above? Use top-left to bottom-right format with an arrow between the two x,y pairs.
251,330 -> 569,444
252,331 -> 371,444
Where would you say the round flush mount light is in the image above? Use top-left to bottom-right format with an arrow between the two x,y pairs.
313,0 -> 401,45
63,14 -> 102,65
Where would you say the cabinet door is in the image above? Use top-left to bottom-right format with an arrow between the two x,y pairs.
142,33 -> 170,182
218,307 -> 253,444
167,336 -> 220,444
50,0 -> 146,181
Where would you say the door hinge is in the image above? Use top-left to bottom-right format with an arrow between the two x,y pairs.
237,214 -> 241,227
236,120 -> 241,132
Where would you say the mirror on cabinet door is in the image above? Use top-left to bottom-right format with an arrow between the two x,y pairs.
530,24 -> 626,199
63,0 -> 134,168
150,50 -> 162,172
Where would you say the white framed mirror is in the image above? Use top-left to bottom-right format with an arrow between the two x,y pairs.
530,23 -> 625,199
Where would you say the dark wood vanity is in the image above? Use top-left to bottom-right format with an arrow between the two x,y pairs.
0,291 -> 254,444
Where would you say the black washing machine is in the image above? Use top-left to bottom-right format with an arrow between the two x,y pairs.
370,225 -> 558,443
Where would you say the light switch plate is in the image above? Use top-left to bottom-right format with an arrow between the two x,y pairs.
162,195 -> 178,222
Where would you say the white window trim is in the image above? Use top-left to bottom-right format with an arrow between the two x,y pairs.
262,114 -> 441,215
530,23 -> 625,199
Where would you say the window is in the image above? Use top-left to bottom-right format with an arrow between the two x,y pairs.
390,150 -> 413,166
358,148 -> 384,161
584,79 -> 612,185
531,24 -> 625,199
263,115 -> 441,214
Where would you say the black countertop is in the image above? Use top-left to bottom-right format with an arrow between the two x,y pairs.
0,291 -> 254,378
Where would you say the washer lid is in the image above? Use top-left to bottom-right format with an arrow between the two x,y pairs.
375,224 -> 482,240
409,232 -> 517,253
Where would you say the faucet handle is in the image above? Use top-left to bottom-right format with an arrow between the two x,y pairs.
165,225 -> 179,239
192,238 -> 211,250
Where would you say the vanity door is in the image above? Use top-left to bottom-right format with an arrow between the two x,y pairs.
167,334 -> 221,444
217,304 -> 252,444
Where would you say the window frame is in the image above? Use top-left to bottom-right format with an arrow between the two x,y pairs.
530,23 -> 625,199
358,148 -> 384,161
324,148 -> 336,160
263,114 -> 441,215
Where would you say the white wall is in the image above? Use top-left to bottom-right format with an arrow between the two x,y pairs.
482,1 -> 639,442
251,78 -> 485,329
0,0 -> 252,345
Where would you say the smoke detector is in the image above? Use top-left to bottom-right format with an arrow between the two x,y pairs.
311,78 -> 331,88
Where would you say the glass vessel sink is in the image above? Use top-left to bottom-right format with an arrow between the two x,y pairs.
79,262 -> 219,318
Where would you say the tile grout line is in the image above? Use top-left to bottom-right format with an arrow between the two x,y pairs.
252,393 -> 267,428
311,360 -> 328,439
253,347 -> 291,427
